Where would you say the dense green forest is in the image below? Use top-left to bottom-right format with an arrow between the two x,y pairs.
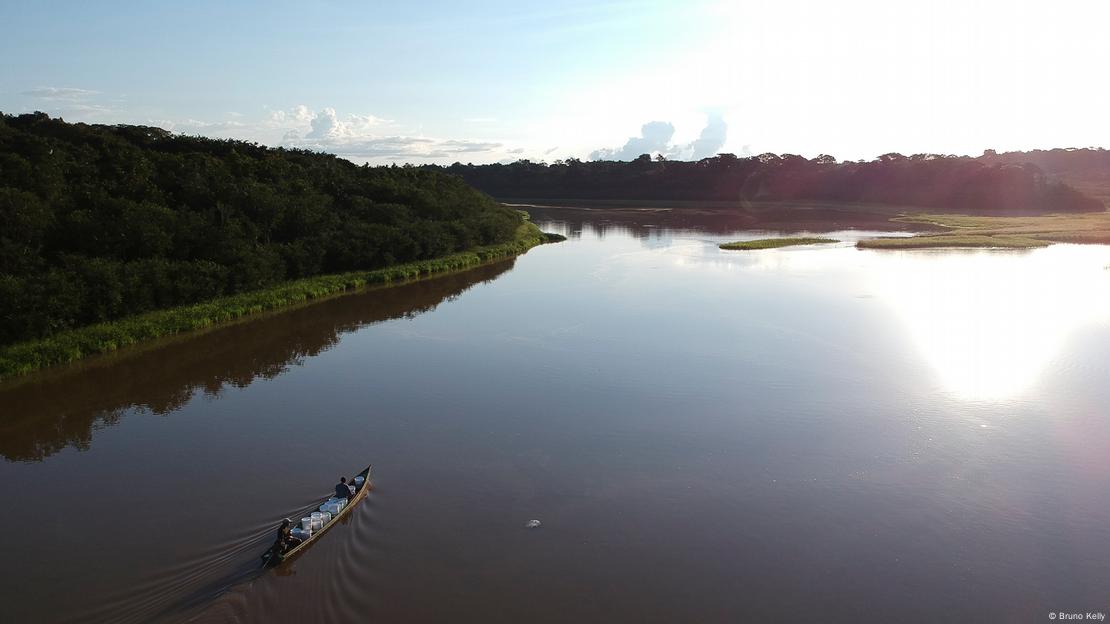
0,112 -> 525,347
439,152 -> 1104,213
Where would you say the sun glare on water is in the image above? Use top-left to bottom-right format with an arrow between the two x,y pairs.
870,245 -> 1110,401
711,241 -> 1110,402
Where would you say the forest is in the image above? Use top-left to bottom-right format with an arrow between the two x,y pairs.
439,152 -> 1104,213
0,112 -> 525,347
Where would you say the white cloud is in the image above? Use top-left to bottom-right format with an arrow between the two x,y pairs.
590,120 -> 677,161
273,105 -> 499,161
689,112 -> 727,159
22,87 -> 100,100
304,107 -> 391,140
589,113 -> 728,161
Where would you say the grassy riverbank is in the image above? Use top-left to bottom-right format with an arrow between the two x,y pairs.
0,223 -> 556,380
719,237 -> 839,250
858,212 -> 1110,249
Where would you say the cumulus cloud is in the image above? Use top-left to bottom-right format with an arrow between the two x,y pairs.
277,105 -> 500,161
22,87 -> 100,100
302,107 -> 391,140
689,112 -> 728,160
590,114 -> 729,161
590,121 -> 677,161
269,104 -> 313,124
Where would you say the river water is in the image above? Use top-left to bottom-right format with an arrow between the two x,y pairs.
2,207 -> 1110,623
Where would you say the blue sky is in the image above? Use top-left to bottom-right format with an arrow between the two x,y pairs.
3,0 -> 1108,164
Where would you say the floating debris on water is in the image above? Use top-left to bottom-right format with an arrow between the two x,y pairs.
525,519 -> 542,529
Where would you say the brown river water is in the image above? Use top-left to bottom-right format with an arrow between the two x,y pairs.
2,207 -> 1110,623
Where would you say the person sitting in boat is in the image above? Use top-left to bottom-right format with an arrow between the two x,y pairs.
335,477 -> 353,500
274,518 -> 302,553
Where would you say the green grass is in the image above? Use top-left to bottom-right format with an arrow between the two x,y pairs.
0,222 -> 554,381
719,237 -> 839,250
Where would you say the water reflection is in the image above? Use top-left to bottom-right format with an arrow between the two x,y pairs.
520,202 -> 917,240
871,246 -> 1110,400
0,260 -> 517,463
716,243 -> 1110,400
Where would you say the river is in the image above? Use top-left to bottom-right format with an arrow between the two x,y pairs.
2,207 -> 1110,623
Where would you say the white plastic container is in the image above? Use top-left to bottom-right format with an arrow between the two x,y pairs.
301,517 -> 313,531
354,475 -> 365,486
320,511 -> 332,523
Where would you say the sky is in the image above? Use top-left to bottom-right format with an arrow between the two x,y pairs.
2,0 -> 1108,165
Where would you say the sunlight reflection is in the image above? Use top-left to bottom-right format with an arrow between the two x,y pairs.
868,246 -> 1110,400
705,242 -> 1110,401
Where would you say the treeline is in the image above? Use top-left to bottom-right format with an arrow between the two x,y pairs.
0,112 -> 524,346
438,152 -> 1103,213
978,147 -> 1110,177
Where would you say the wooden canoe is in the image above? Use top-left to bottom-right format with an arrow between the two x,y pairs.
264,464 -> 373,567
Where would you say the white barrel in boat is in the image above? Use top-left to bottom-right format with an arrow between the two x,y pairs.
320,511 -> 332,523
354,475 -> 365,486
301,517 -> 313,531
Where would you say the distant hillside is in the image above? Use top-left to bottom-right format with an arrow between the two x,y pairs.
0,112 -> 524,346
438,152 -> 1104,214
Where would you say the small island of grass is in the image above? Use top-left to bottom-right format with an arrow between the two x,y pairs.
719,237 -> 839,250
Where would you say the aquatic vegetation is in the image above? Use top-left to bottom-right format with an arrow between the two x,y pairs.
856,234 -> 1049,249
859,212 -> 1110,249
719,237 -> 839,250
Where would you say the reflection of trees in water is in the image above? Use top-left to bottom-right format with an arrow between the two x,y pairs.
524,203 -> 910,241
0,260 -> 516,463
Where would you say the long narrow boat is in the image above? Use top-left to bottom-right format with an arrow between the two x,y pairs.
263,464 -> 373,567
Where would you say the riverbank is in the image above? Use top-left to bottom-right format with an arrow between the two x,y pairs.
857,212 -> 1110,249
719,237 -> 839,250
0,223 -> 558,381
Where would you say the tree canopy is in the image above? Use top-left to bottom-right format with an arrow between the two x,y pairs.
0,112 -> 523,346
437,152 -> 1103,213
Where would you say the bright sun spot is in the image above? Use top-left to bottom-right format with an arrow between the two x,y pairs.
870,246 -> 1110,400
